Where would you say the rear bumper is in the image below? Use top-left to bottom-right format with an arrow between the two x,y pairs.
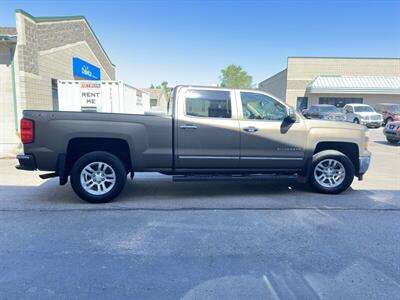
15,154 -> 37,171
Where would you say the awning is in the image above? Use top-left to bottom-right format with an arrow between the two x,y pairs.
306,75 -> 400,95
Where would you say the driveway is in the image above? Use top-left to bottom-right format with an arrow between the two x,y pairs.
0,128 -> 399,299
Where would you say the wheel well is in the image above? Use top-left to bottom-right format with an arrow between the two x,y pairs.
314,142 -> 359,173
65,138 -> 132,175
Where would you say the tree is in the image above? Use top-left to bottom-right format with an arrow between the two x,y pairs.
160,81 -> 168,90
150,84 -> 155,89
220,64 -> 253,88
156,81 -> 170,98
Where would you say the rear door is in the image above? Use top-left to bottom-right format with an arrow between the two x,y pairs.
175,87 -> 240,168
237,91 -> 307,169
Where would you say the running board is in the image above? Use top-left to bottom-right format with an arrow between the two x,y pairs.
172,174 -> 297,182
39,172 -> 58,179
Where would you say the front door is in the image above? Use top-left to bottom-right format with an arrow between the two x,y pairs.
176,88 -> 240,169
238,91 -> 307,169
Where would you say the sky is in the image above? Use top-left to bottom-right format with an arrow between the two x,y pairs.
1,0 -> 399,88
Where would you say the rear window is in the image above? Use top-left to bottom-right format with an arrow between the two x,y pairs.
185,89 -> 231,118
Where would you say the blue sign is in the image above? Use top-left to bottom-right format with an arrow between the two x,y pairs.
72,57 -> 101,80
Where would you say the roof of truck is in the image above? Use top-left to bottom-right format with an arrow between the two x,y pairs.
173,85 -> 284,102
345,103 -> 371,107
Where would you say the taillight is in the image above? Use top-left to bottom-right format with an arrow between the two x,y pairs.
20,118 -> 34,144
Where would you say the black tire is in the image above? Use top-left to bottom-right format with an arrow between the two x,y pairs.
386,137 -> 399,144
353,118 -> 360,124
309,150 -> 355,194
70,151 -> 127,203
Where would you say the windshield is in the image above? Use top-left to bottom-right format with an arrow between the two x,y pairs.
319,106 -> 340,113
387,105 -> 400,112
354,106 -> 374,112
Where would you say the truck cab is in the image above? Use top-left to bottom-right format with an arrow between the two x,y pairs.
174,86 -> 306,170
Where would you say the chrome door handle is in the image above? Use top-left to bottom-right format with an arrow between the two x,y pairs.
180,124 -> 197,130
243,126 -> 258,133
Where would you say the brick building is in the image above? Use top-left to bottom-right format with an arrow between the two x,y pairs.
259,57 -> 400,111
0,9 -> 115,153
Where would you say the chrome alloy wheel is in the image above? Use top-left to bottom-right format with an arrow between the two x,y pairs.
80,162 -> 116,195
313,159 -> 346,188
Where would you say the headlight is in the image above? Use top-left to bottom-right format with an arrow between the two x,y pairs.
394,115 -> 400,120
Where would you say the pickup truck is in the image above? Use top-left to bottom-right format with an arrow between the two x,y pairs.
16,86 -> 371,203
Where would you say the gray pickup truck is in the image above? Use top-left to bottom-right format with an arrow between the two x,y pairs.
17,86 -> 371,203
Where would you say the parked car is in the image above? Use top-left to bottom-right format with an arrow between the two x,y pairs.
343,104 -> 383,128
302,104 -> 346,121
16,86 -> 371,203
383,120 -> 400,144
374,103 -> 400,125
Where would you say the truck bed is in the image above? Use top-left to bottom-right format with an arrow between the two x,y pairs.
22,110 -> 173,171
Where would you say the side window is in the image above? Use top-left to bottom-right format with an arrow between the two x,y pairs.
241,92 -> 287,121
185,89 -> 231,118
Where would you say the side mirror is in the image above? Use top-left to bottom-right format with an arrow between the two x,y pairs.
286,106 -> 297,122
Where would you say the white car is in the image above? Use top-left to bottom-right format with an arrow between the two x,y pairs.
343,104 -> 383,128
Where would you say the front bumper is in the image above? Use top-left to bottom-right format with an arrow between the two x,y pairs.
361,120 -> 382,127
15,154 -> 37,171
359,155 -> 371,177
384,131 -> 400,141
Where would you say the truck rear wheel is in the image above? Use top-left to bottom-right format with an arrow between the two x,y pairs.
70,151 -> 127,203
309,150 -> 354,194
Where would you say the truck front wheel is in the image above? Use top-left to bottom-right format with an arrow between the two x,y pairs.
70,151 -> 127,203
309,150 -> 354,194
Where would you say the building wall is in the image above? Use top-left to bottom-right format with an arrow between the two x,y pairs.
25,42 -> 112,110
0,27 -> 17,35
0,45 -> 18,153
0,10 -> 116,154
285,57 -> 400,107
15,10 -> 115,111
258,69 -> 287,100
307,93 -> 400,108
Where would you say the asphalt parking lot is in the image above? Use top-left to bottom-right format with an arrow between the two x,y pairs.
0,128 -> 399,299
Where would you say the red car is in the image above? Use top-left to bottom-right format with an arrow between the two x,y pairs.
375,103 -> 400,125
384,120 -> 400,144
